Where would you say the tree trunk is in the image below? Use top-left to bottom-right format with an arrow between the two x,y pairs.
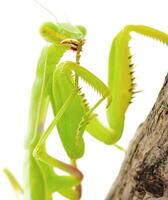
106,74 -> 168,200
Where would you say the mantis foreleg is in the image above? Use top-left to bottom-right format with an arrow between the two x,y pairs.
87,25 -> 168,146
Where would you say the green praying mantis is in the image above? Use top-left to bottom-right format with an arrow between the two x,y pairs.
4,15 -> 168,200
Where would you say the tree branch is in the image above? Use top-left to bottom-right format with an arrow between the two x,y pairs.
106,74 -> 168,200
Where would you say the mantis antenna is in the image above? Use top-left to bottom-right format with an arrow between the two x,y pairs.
34,0 -> 58,23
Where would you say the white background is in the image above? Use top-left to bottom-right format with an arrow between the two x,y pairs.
0,0 -> 168,199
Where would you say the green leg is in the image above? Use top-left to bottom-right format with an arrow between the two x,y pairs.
58,187 -> 81,200
37,153 -> 83,180
33,89 -> 83,198
3,168 -> 23,199
86,25 -> 168,147
49,175 -> 81,199
70,159 -> 82,199
46,171 -> 81,199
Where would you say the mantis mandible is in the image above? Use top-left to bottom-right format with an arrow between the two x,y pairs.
4,20 -> 168,200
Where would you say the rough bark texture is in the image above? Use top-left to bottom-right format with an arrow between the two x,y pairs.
106,74 -> 168,200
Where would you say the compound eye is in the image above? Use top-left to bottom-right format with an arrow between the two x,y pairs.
76,25 -> 87,37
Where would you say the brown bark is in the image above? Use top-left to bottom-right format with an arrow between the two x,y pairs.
106,74 -> 168,200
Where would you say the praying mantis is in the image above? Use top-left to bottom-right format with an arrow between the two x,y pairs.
4,19 -> 168,200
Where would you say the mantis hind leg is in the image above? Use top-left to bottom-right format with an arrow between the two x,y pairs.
44,166 -> 81,199
51,176 -> 81,199
33,89 -> 83,198
3,168 -> 23,199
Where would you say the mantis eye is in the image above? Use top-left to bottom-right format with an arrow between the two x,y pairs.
76,25 -> 87,37
40,22 -> 65,44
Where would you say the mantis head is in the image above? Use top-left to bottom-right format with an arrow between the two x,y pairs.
40,22 -> 87,50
